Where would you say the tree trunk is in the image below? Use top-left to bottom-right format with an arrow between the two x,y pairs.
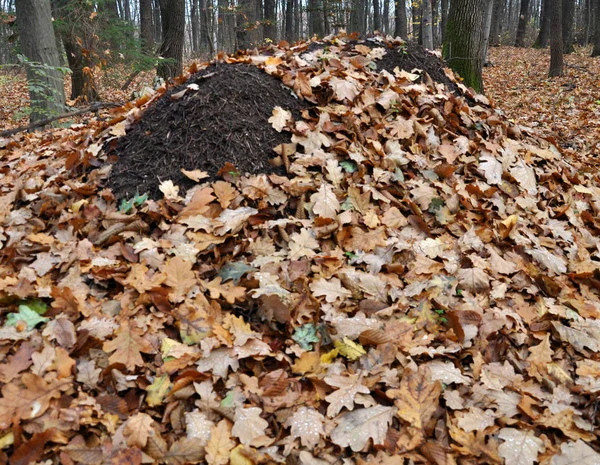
156,0 -> 185,79
140,0 -> 154,52
533,0 -> 550,47
488,0 -> 502,45
514,0 -> 530,46
412,1 -> 422,43
394,0 -> 407,37
284,0 -> 294,41
481,0 -> 493,62
264,0 -> 277,40
549,0 -> 563,75
562,0 -> 575,53
15,0 -> 66,123
592,0 -> 600,55
199,0 -> 213,54
191,0 -> 200,53
153,0 -> 162,44
440,0 -> 448,40
443,0 -> 487,92
374,0 -> 382,30
53,0 -> 99,101
383,0 -> 389,33
422,0 -> 433,48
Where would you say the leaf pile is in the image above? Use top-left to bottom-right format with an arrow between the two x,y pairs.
1,35 -> 600,464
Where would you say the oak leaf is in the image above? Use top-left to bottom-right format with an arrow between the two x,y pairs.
311,183 -> 340,218
102,321 -> 154,371
285,407 -> 325,450
163,256 -> 196,303
0,373 -> 69,429
325,373 -> 370,417
331,405 -> 395,452
206,419 -> 236,465
310,277 -> 352,303
231,407 -> 269,446
498,428 -> 545,465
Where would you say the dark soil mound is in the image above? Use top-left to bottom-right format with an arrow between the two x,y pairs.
107,63 -> 307,200
305,39 -> 457,92
375,41 -> 458,92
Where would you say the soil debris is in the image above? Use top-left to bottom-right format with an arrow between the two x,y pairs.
107,63 -> 307,200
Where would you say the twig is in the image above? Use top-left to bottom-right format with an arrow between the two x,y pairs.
0,102 -> 123,138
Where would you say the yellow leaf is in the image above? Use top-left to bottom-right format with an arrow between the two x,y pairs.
146,374 -> 172,407
334,338 -> 366,361
230,445 -> 254,465
206,419 -> 236,465
320,348 -> 339,364
292,351 -> 321,375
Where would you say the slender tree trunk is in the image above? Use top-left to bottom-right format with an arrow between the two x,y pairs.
441,0 -> 448,40
592,0 -> 600,55
413,1 -> 422,43
191,0 -> 200,53
284,0 -> 294,40
443,0 -> 487,92
294,0 -> 300,39
514,0 -> 530,46
309,0 -> 324,36
533,0 -> 550,47
140,0 -> 154,52
199,0 -> 213,54
549,0 -> 563,75
157,0 -> 185,79
562,0 -> 575,53
431,0 -> 439,46
422,0 -> 433,48
153,0 -> 162,44
481,0 -> 493,62
394,0 -> 407,37
374,0 -> 382,30
383,0 -> 389,33
264,0 -> 277,39
15,0 -> 66,122
488,0 -> 501,45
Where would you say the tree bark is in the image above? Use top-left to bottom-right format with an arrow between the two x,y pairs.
514,0 -> 530,46
549,0 -> 563,76
394,0 -> 407,37
199,0 -> 212,54
191,0 -> 200,53
592,0 -> 600,55
156,0 -> 185,79
443,0 -> 487,92
422,0 -> 433,48
562,0 -> 575,53
440,0 -> 448,40
481,0 -> 493,62
153,0 -> 162,45
383,0 -> 389,33
140,0 -> 154,52
374,0 -> 382,30
533,0 -> 550,47
488,0 -> 502,45
264,0 -> 277,40
284,0 -> 294,40
15,0 -> 66,123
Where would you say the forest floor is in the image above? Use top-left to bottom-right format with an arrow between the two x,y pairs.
1,41 -> 600,464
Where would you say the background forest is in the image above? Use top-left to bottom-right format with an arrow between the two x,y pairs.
0,0 -> 598,105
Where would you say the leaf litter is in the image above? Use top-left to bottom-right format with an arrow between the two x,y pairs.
0,34 -> 600,464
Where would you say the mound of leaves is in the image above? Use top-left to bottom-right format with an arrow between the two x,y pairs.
1,34 -> 600,464
107,63 -> 307,200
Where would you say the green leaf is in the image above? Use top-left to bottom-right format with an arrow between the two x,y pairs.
133,192 -> 148,206
19,299 -> 47,315
119,197 -> 134,213
340,160 -> 357,173
218,262 -> 254,285
293,323 -> 320,350
6,305 -> 49,330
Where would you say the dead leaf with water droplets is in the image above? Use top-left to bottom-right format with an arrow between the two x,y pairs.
285,407 -> 325,450
206,419 -> 235,465
311,183 -> 340,218
551,440 -> 600,465
498,428 -> 545,465
310,277 -> 352,303
324,372 -> 371,417
231,406 -> 270,446
331,405 -> 395,452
